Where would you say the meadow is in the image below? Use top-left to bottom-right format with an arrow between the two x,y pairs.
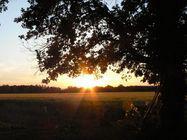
0,92 -> 154,140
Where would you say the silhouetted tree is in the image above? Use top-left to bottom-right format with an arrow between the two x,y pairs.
5,0 -> 187,138
0,0 -> 8,13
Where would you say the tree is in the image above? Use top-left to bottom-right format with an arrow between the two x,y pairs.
14,0 -> 186,138
0,0 -> 8,13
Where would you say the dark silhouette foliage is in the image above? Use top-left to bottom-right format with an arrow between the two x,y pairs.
13,0 -> 187,85
0,85 -> 62,93
94,85 -> 156,92
0,0 -> 8,13
62,85 -> 156,93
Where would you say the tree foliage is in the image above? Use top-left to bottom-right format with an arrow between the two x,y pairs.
0,0 -> 8,13
14,0 -> 187,84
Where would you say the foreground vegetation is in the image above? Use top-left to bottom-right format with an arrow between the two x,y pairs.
0,92 -> 153,140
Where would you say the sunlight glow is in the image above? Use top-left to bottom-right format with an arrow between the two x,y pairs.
74,74 -> 105,88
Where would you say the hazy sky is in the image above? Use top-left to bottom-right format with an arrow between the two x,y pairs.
0,0 -> 148,88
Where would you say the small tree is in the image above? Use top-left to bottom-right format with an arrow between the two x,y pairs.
6,0 -> 187,137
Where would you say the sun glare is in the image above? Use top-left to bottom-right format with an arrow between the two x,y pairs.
74,75 -> 101,89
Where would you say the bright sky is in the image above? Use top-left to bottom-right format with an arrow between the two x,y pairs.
0,0 -> 148,88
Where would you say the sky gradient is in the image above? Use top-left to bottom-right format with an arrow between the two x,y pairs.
0,0 -> 148,88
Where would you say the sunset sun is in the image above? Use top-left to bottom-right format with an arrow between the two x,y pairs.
74,75 -> 99,89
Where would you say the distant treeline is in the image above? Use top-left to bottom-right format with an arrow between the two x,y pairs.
94,85 -> 156,92
0,85 -> 62,93
65,85 -> 156,93
0,85 -> 156,93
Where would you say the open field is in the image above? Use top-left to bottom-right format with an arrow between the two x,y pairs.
0,92 -> 154,140
0,92 -> 154,101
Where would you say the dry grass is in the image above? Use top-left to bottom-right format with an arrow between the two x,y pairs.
0,92 -> 154,140
0,92 -> 154,101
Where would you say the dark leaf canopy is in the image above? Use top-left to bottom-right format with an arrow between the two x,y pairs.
0,0 -> 8,13
15,0 -> 187,84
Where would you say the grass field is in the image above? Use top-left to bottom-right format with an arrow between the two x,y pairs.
0,92 -> 154,101
0,92 -> 154,140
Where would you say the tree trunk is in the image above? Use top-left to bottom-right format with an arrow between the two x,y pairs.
155,1 -> 186,138
159,62 -> 185,139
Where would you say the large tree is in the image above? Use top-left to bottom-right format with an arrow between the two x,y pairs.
12,0 -> 187,138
